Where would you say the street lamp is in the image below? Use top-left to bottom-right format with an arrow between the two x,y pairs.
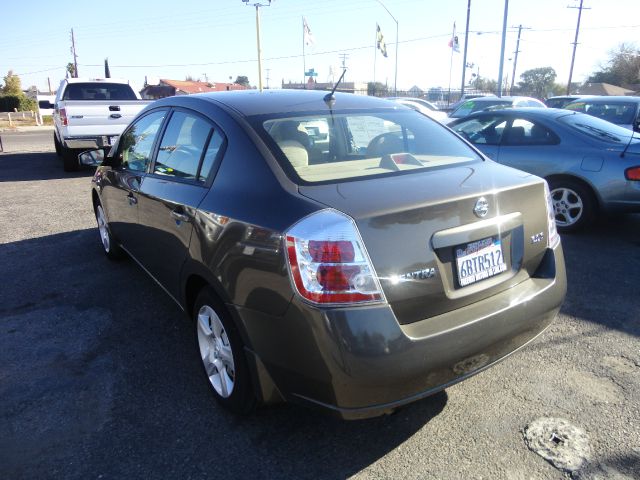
242,0 -> 271,92
374,0 -> 398,95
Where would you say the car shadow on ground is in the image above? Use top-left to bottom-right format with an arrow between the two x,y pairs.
0,228 -> 448,480
0,152 -> 94,182
558,213 -> 640,338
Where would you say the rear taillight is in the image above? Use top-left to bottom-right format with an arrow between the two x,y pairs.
625,166 -> 640,181
59,107 -> 68,126
544,181 -> 560,247
285,209 -> 385,305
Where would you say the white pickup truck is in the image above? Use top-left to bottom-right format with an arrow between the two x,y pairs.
53,78 -> 152,171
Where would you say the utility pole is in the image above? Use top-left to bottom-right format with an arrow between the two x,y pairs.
567,0 -> 589,95
461,0 -> 471,96
510,24 -> 526,94
497,0 -> 509,97
339,53 -> 349,83
265,68 -> 271,89
242,1 -> 271,92
70,28 -> 79,78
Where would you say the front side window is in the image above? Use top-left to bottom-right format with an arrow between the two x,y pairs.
450,116 -> 507,145
258,109 -> 481,184
119,110 -> 166,172
154,111 -> 212,181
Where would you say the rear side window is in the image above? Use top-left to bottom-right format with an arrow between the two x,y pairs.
62,83 -> 137,101
259,110 -> 481,184
503,119 -> 559,146
154,112 -> 212,181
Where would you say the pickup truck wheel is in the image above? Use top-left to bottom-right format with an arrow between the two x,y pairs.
95,204 -> 124,260
62,147 -> 80,172
53,133 -> 61,156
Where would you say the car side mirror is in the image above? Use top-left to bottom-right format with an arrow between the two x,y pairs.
78,147 -> 110,166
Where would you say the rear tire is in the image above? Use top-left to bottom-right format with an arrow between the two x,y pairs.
62,146 -> 79,172
194,287 -> 255,415
548,179 -> 596,233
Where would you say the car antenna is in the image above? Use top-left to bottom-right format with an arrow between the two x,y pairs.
620,130 -> 637,158
324,68 -> 347,108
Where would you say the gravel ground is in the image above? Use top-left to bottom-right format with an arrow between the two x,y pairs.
0,129 -> 638,480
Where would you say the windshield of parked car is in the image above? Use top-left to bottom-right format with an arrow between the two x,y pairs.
558,112 -> 639,144
254,109 -> 481,184
62,83 -> 138,101
564,100 -> 638,125
450,99 -> 512,118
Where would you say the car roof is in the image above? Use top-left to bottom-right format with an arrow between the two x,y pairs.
157,89 -> 405,117
468,96 -> 536,102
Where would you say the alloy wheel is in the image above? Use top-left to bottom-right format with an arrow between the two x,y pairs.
197,305 -> 236,398
550,187 -> 583,228
96,205 -> 111,252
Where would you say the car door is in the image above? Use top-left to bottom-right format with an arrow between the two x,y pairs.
100,109 -> 168,256
135,109 -> 225,299
495,117 -> 561,177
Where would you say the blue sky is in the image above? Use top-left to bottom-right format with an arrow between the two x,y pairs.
1,0 -> 638,93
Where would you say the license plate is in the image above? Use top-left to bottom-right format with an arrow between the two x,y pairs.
455,237 -> 507,287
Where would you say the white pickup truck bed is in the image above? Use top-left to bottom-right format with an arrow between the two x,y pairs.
53,78 -> 152,171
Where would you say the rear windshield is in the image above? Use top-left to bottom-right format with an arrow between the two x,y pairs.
450,100 -> 512,118
254,109 -> 481,184
62,82 -> 137,101
565,100 -> 637,125
558,112 -> 638,144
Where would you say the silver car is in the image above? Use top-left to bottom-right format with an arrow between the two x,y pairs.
449,108 -> 640,231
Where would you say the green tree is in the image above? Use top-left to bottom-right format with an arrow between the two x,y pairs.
471,76 -> 497,93
518,67 -> 557,99
588,43 -> 640,86
2,70 -> 23,96
66,63 -> 76,78
234,76 -> 250,87
367,81 -> 388,97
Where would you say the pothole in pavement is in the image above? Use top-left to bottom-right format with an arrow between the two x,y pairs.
523,417 -> 591,474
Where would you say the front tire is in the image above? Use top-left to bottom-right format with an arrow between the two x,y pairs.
194,287 -> 255,415
548,179 -> 596,233
95,203 -> 124,260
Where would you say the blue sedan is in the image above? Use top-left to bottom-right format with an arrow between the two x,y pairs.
449,108 -> 640,232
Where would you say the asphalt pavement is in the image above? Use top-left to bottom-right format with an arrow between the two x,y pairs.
0,129 -> 639,480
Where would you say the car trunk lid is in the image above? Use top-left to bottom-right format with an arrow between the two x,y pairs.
298,163 -> 551,324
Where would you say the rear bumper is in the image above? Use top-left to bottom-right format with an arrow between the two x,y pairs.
237,242 -> 566,420
63,135 -> 117,150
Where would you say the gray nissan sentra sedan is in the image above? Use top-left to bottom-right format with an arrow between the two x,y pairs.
86,90 -> 566,419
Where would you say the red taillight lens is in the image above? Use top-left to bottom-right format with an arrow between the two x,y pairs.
285,210 -> 385,305
308,240 -> 355,263
317,265 -> 360,291
60,107 -> 68,126
625,166 -> 640,181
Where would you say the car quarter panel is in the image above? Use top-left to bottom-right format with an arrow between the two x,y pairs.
182,100 -> 322,316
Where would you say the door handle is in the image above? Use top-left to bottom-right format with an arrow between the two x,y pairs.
170,209 -> 190,223
127,193 -> 137,205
